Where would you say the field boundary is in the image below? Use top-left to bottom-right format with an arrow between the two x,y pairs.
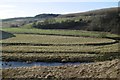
2,40 -> 118,46
6,32 -> 110,38
2,50 -> 119,54
2,50 -> 99,54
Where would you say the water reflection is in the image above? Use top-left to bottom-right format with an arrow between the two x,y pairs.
1,61 -> 81,69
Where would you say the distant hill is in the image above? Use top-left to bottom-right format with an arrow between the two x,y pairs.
59,7 -> 118,18
2,14 -> 60,28
2,7 -> 119,34
2,14 -> 60,21
35,14 -> 60,18
32,7 -> 119,34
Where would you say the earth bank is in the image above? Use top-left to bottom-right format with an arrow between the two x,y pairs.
2,59 -> 120,79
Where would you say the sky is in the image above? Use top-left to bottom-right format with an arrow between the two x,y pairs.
0,0 -> 119,19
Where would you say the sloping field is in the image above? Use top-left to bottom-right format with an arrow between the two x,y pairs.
2,28 -> 119,38
1,28 -> 119,62
2,34 -> 115,44
1,28 -> 120,79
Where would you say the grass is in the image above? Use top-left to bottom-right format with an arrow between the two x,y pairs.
20,23 -> 33,29
2,43 -> 119,53
1,28 -> 119,62
1,34 -> 115,44
1,28 -> 119,38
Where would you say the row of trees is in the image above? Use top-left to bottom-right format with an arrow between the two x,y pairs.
32,18 -> 87,29
88,12 -> 119,34
32,12 -> 119,34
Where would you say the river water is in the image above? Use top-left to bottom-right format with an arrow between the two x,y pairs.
1,61 -> 82,69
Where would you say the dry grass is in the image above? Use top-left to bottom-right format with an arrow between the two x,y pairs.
2,34 -> 115,44
2,43 -> 119,53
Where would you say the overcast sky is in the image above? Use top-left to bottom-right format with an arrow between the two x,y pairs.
0,0 -> 119,19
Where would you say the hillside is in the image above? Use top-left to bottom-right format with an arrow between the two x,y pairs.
2,14 -> 60,28
2,7 -> 119,34
32,7 -> 119,34
59,7 -> 118,17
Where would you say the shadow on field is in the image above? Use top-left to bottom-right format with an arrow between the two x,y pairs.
0,30 -> 15,40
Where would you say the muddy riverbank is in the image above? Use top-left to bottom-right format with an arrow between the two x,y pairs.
2,59 -> 120,79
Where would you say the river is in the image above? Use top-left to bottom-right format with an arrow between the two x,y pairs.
1,61 -> 83,69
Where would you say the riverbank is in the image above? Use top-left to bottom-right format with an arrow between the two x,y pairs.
2,59 -> 120,79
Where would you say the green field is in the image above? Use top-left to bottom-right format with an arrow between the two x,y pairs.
2,43 -> 119,52
2,34 -> 115,44
1,28 -> 120,62
1,28 -> 119,38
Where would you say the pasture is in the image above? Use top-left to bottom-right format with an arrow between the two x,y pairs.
1,28 -> 119,62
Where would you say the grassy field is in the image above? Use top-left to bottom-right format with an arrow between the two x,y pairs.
1,28 -> 120,62
1,28 -> 119,38
1,34 -> 115,44
2,43 -> 119,52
